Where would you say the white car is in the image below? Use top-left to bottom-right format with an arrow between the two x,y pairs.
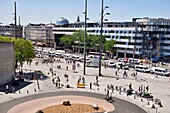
150,67 -> 170,76
107,61 -> 116,67
135,65 -> 150,73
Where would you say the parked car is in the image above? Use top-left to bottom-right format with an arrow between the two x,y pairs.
135,65 -> 150,73
150,67 -> 170,76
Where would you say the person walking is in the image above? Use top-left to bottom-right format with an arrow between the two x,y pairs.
6,85 -> 9,94
115,71 -> 118,76
82,76 -> 85,84
146,85 -> 149,92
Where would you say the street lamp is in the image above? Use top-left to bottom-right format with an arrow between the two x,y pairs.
99,0 -> 109,76
83,0 -> 87,75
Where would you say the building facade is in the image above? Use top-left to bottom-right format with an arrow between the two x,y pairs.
24,23 -> 54,46
0,24 -> 23,38
0,42 -> 15,86
53,17 -> 170,60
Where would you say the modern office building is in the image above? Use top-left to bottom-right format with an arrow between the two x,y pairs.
0,24 -> 23,38
53,17 -> 170,60
0,42 -> 15,86
24,23 -> 54,46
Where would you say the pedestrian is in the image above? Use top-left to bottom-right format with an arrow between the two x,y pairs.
79,76 -> 81,81
105,89 -> 109,101
109,90 -> 113,101
57,76 -> 61,87
117,67 -> 120,72
110,84 -> 114,93
6,85 -> 9,93
141,85 -> 143,92
56,82 -> 58,88
107,84 -> 110,90
12,86 -> 15,93
115,71 -> 117,76
52,78 -> 55,84
82,76 -> 85,84
123,71 -> 126,78
146,85 -> 149,92
138,86 -> 141,92
96,76 -> 98,81
129,83 -> 132,90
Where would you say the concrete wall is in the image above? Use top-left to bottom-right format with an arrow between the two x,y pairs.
0,42 -> 15,86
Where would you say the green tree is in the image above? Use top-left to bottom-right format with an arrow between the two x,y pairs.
90,35 -> 106,52
0,36 -> 35,69
72,30 -> 84,53
60,35 -> 74,53
15,38 -> 35,68
104,39 -> 116,58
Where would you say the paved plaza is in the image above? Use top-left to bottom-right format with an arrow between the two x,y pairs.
0,53 -> 170,113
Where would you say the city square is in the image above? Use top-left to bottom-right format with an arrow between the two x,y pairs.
1,0 -> 170,113
0,49 -> 170,113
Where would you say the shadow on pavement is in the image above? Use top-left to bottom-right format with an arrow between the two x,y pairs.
0,80 -> 32,93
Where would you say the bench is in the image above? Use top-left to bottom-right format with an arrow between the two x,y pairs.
77,84 -> 85,88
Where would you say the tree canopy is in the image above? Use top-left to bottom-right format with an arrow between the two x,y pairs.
0,36 -> 35,68
104,39 -> 116,57
60,30 -> 115,54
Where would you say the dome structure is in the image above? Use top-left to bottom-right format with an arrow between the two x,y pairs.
56,17 -> 69,25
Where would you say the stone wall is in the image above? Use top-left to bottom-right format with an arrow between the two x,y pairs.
0,42 -> 14,86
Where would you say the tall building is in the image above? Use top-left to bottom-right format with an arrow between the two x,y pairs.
24,23 -> 54,46
53,17 -> 170,60
0,24 -> 23,38
0,42 -> 15,86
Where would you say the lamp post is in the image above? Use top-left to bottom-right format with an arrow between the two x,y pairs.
132,23 -> 138,68
14,1 -> 17,38
83,0 -> 87,75
99,0 -> 109,76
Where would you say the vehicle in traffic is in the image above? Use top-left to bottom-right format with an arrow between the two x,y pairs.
116,62 -> 129,70
135,65 -> 150,73
128,58 -> 140,64
88,52 -> 108,60
150,67 -> 170,76
107,61 -> 116,68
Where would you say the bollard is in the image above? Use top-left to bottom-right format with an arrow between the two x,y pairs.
134,95 -> 136,99
119,91 -> 121,95
27,90 -> 29,94
90,83 -> 92,89
19,90 -> 21,94
148,101 -> 150,105
141,98 -> 143,102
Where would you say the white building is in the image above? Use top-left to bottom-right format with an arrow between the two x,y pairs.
53,17 -> 170,61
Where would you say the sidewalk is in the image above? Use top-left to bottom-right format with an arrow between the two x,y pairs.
0,58 -> 170,113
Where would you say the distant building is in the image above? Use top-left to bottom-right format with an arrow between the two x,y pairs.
24,23 -> 54,46
0,42 -> 15,86
53,17 -> 170,59
0,24 -> 23,38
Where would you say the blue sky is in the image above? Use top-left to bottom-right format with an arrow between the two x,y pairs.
0,0 -> 170,25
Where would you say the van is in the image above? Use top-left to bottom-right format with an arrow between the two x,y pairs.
135,65 -> 150,73
150,67 -> 170,76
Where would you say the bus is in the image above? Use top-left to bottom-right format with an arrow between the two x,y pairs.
88,52 -> 108,60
